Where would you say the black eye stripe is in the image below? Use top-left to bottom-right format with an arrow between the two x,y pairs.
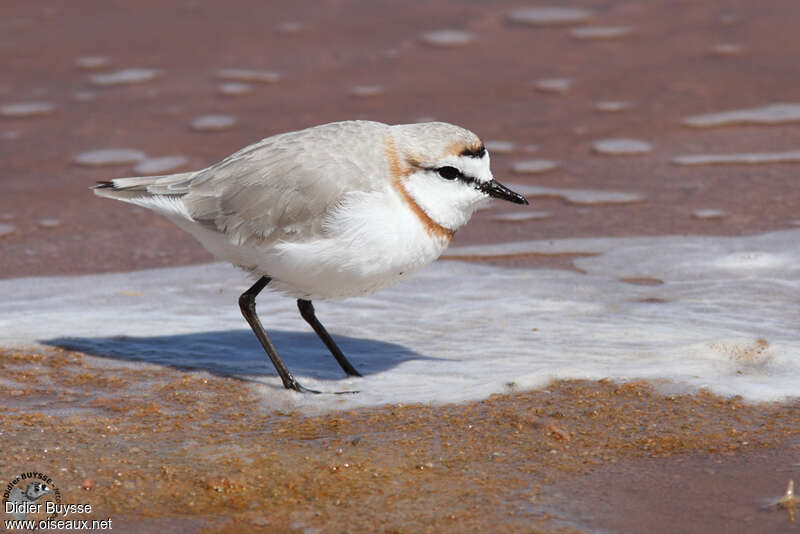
436,166 -> 460,180
432,166 -> 485,188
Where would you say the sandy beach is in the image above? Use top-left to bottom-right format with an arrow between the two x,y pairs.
2,1 -> 799,532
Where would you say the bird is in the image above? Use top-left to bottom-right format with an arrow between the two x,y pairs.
93,120 -> 528,392
7,482 -> 52,520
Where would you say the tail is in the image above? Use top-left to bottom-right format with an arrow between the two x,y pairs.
92,172 -> 197,219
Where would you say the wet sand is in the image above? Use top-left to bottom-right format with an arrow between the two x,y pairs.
3,1 -> 800,532
2,348 -> 798,533
3,0 -> 800,277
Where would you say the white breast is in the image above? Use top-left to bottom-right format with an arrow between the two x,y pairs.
231,187 -> 451,300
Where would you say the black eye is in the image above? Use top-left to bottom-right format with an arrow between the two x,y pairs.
437,166 -> 460,180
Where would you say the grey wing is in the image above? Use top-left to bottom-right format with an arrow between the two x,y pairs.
179,121 -> 388,246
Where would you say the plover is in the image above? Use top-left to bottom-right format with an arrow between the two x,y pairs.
93,120 -> 528,392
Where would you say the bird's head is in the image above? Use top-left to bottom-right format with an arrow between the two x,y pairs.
387,122 -> 528,235
24,482 -> 52,501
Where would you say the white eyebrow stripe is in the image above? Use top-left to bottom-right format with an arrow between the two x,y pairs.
457,153 -> 492,183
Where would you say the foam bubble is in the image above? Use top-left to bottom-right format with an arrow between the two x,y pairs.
484,140 -> 517,154
507,7 -> 592,26
190,115 -> 237,131
710,43 -> 745,56
349,85 -> 385,98
570,26 -> 633,39
215,69 -> 280,83
421,29 -> 474,47
682,103 -> 800,128
534,78 -> 572,93
217,82 -> 252,96
509,184 -> 644,205
593,138 -> 652,155
38,218 -> 61,229
74,149 -> 147,166
278,22 -> 305,34
594,100 -> 633,112
490,211 -> 553,222
0,223 -> 15,236
72,91 -> 97,102
90,68 -> 161,86
711,251 -> 787,272
693,209 -> 726,219
74,56 -> 110,70
511,159 -> 559,174
1,101 -> 55,117
133,156 -> 189,175
672,151 -> 800,166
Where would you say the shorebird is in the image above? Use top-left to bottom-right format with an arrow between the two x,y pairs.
93,120 -> 528,392
6,482 -> 52,520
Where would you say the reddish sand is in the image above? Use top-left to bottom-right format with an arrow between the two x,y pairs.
2,348 -> 798,533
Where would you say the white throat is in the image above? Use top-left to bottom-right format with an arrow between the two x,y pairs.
402,172 -> 487,231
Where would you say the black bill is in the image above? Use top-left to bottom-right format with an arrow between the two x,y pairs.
481,180 -> 529,205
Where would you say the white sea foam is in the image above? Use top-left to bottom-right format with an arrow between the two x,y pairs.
421,30 -> 474,47
1,102 -> 55,117
72,91 -> 97,102
594,101 -> 633,112
133,156 -> 189,175
489,211 -> 552,222
570,26 -> 632,40
74,149 -> 147,166
217,82 -> 252,96
507,7 -> 592,26
215,69 -> 280,83
37,218 -> 60,229
693,209 -> 726,219
278,22 -> 305,34
534,78 -> 573,93
2,229 -> 799,409
593,138 -> 652,155
349,85 -> 385,97
508,184 -> 644,205
74,56 -> 110,70
90,68 -> 161,86
710,43 -> 745,56
190,115 -> 237,131
682,103 -> 800,128
511,160 -> 559,174
672,151 -> 800,166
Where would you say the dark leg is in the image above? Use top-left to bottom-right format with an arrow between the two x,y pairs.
297,299 -> 362,377
239,277 -> 318,393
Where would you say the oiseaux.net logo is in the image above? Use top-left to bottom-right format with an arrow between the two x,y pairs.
3,471 -> 111,531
